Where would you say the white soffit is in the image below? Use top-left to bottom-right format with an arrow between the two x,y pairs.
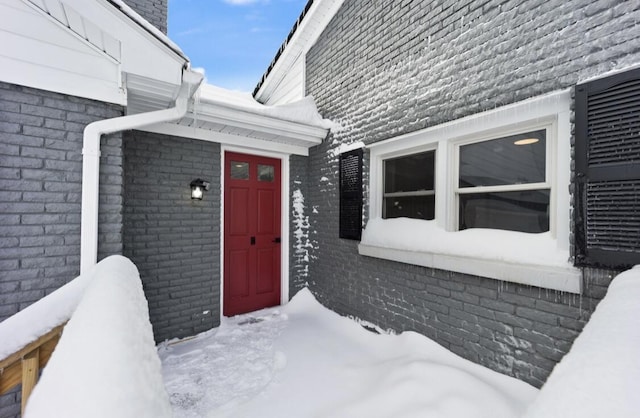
254,0 -> 345,104
139,83 -> 330,155
141,99 -> 328,156
125,74 -> 180,114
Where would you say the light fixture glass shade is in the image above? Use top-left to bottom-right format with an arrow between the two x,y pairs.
190,178 -> 210,200
191,185 -> 204,200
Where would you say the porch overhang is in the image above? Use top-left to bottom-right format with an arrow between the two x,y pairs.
138,84 -> 330,156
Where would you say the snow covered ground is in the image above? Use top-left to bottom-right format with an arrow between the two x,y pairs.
4,256 -> 636,417
159,289 -> 537,418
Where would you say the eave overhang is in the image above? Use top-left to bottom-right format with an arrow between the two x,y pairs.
141,98 -> 328,156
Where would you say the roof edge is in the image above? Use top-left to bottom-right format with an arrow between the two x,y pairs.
107,0 -> 189,63
252,0 -> 314,98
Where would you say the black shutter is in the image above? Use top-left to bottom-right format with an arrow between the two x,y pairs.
339,149 -> 363,240
575,68 -> 640,268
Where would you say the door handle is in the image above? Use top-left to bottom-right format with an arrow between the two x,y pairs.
272,237 -> 281,243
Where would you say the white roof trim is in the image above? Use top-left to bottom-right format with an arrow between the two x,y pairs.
17,0 -> 187,106
254,0 -> 345,103
106,0 -> 187,61
141,122 -> 317,156
1,0 -> 125,104
139,83 -> 330,156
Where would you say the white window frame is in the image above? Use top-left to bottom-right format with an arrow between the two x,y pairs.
382,147 -> 437,220
361,90 -> 581,293
452,121 -> 555,234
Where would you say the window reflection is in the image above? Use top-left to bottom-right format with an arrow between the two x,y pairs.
459,190 -> 550,233
383,150 -> 435,220
230,161 -> 249,179
258,164 -> 274,182
459,130 -> 546,188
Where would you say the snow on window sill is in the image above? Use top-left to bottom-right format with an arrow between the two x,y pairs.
357,218 -> 582,294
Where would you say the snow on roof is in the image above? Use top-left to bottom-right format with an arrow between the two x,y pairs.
253,0 -> 315,96
107,0 -> 188,62
198,83 -> 335,130
252,0 -> 345,102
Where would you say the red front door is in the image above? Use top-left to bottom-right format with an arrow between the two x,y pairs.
224,152 -> 281,316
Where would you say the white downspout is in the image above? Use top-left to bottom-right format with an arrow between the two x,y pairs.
80,70 -> 203,274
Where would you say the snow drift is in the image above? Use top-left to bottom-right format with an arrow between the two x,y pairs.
524,266 -> 640,417
0,267 -> 91,360
161,288 -> 537,418
24,255 -> 171,418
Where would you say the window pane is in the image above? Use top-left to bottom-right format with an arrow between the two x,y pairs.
459,190 -> 550,233
385,151 -> 435,193
384,195 -> 435,220
230,161 -> 249,179
258,164 -> 274,182
459,130 -> 546,188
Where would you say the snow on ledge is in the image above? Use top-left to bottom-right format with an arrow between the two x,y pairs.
524,266 -> 640,417
25,256 -> 171,418
0,269 -> 92,361
358,218 -> 582,293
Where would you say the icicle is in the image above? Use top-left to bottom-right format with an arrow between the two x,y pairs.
578,295 -> 583,317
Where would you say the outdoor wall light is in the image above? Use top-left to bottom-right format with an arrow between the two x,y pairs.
514,138 -> 540,146
190,178 -> 210,200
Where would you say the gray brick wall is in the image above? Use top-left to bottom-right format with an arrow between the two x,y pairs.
307,0 -> 640,143
123,0 -> 168,34
289,154 -> 311,297
0,82 -> 123,418
301,0 -> 640,387
123,131 -> 219,343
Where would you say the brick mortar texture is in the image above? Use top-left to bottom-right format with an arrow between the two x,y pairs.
301,0 -> 640,387
0,82 -> 123,418
289,154 -> 312,298
123,131 -> 220,343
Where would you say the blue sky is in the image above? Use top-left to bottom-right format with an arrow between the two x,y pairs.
168,0 -> 307,92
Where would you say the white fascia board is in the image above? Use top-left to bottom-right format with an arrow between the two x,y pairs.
255,0 -> 345,103
141,122 -> 312,156
195,102 -> 327,144
62,0 -> 185,86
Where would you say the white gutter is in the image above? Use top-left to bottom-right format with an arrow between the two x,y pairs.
80,70 -> 204,274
